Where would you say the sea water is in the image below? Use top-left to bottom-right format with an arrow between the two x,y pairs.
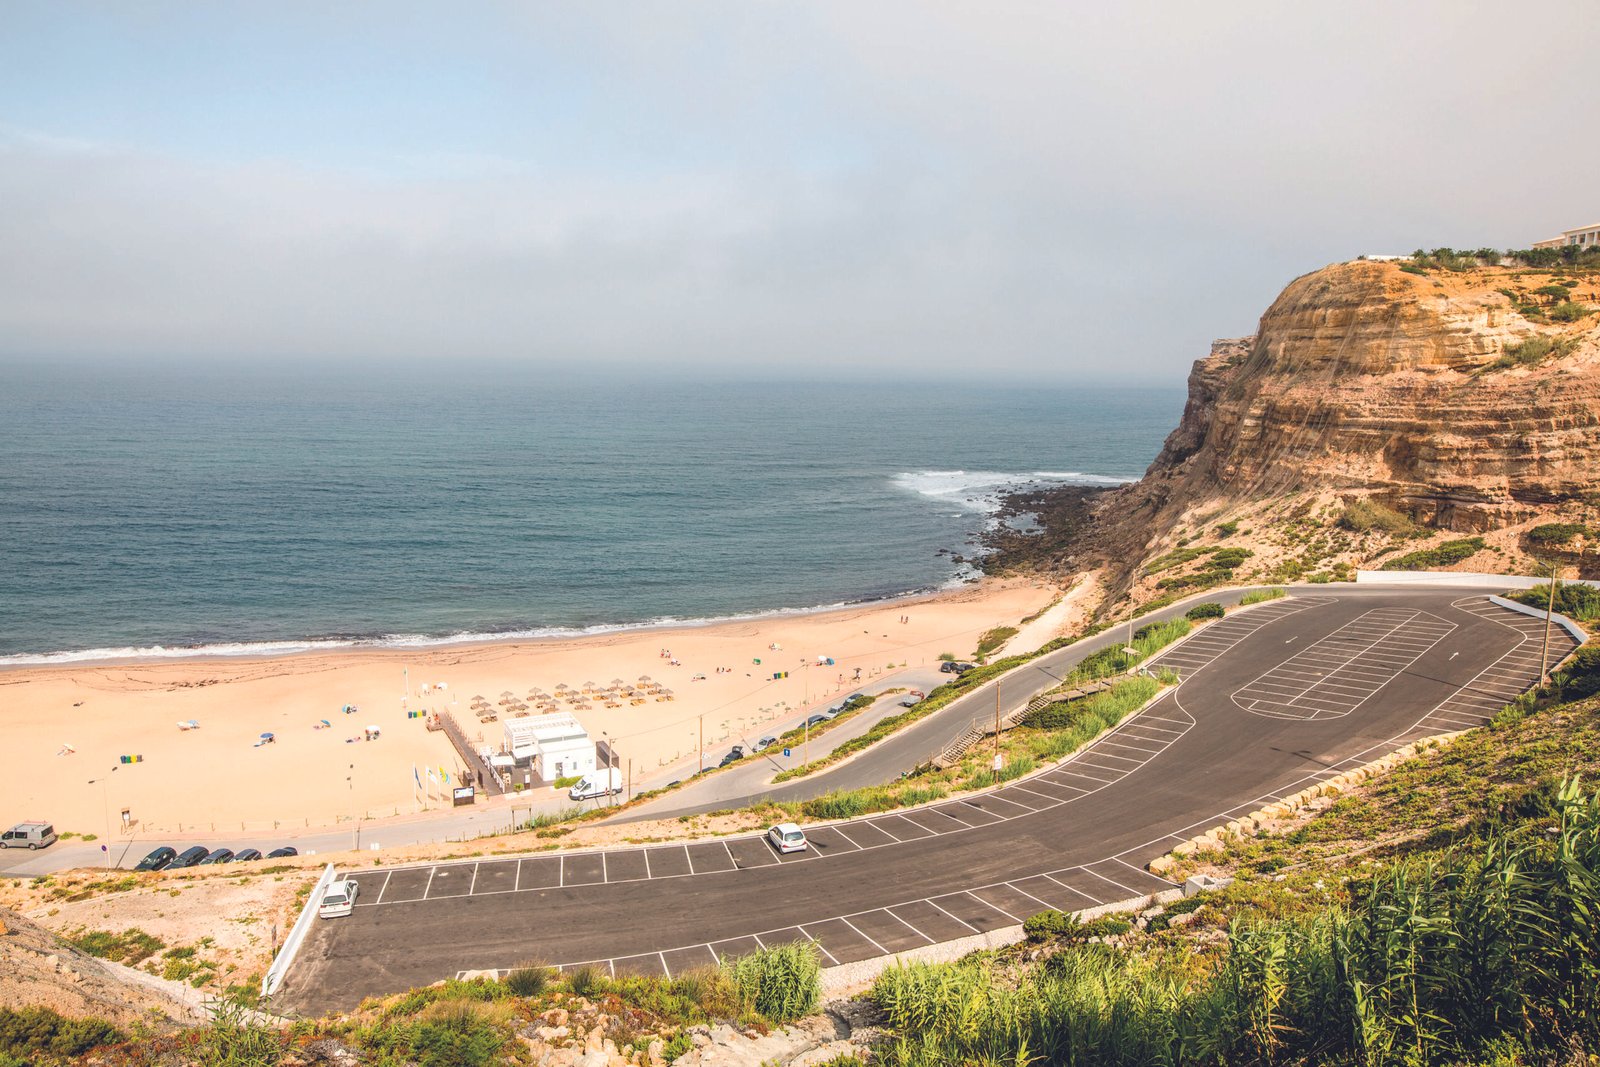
0,363 -> 1182,662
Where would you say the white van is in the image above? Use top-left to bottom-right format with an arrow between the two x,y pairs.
1,822 -> 57,850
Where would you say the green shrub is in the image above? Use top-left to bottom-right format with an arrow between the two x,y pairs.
552,775 -> 581,789
501,964 -> 551,997
1337,498 -> 1417,534
0,1007 -> 123,1060
1215,520 -> 1239,537
1381,537 -> 1485,571
975,625 -> 1018,659
191,998 -> 287,1066
564,964 -> 605,999
1239,587 -> 1286,605
725,942 -> 819,1023
67,927 -> 164,965
1184,602 -> 1225,621
1494,334 -> 1579,369
1551,300 -> 1594,322
1507,582 -> 1600,622
1024,909 -> 1081,942
1527,522 -> 1589,545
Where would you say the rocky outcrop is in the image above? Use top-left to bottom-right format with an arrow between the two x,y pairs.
1139,261 -> 1600,529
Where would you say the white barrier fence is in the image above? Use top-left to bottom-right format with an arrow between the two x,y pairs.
1488,594 -> 1588,646
262,863 -> 338,999
1357,569 -> 1600,590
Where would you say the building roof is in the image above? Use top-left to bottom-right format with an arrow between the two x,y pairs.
503,711 -> 589,745
1563,223 -> 1600,234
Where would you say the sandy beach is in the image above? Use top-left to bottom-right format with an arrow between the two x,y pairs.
0,580 -> 1056,839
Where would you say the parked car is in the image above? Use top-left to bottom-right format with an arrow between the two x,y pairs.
951,662 -> 976,675
767,823 -> 808,854
1,822 -> 57,850
318,878 -> 359,919
805,714 -> 830,729
168,846 -> 210,869
939,660 -> 959,673
232,848 -> 262,862
900,693 -> 924,707
718,745 -> 745,767
754,735 -> 778,752
133,846 -> 176,871
266,846 -> 298,859
198,848 -> 235,865
841,693 -> 868,707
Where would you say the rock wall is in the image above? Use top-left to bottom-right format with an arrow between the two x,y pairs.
1132,260 -> 1600,532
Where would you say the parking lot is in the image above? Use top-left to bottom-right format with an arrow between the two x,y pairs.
345,699 -> 1197,925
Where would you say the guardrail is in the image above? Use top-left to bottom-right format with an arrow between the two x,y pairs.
1357,569 -> 1600,589
262,862 -> 338,999
1487,594 -> 1588,646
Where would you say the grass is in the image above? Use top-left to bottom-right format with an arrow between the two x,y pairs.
1526,521 -> 1590,545
1490,333 -> 1579,369
974,625 -> 1018,660
1379,536 -> 1485,571
1506,581 -> 1600,623
1335,498 -> 1417,535
66,926 -> 165,965
1238,587 -> 1286,605
0,1008 -> 123,1064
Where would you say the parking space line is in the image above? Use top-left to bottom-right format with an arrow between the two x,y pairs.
723,841 -> 737,868
1005,882 -> 1057,911
1081,866 -> 1138,896
1100,739 -> 1160,756
838,917 -> 889,955
827,825 -> 867,851
798,928 -> 838,966
982,794 -> 1039,814
924,898 -> 979,933
885,910 -> 936,944
469,862 -> 480,896
375,870 -> 394,905
602,852 -> 608,883
658,952 -> 672,979
558,856 -> 565,887
684,846 -> 694,875
965,892 -> 1021,923
643,850 -> 651,879
424,866 -> 437,899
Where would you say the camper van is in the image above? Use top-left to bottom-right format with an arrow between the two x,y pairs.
568,767 -> 623,801
1,822 -> 57,850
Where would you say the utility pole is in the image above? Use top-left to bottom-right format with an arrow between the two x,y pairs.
1540,559 -> 1561,686
698,715 -> 704,772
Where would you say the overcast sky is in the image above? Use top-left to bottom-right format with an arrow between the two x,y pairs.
1,2 -> 1595,382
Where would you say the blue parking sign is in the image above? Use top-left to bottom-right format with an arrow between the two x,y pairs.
783,747 -> 791,757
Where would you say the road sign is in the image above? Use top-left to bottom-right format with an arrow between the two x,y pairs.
783,747 -> 792,757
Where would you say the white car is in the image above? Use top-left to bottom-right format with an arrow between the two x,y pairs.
767,823 -> 807,854
318,878 -> 359,919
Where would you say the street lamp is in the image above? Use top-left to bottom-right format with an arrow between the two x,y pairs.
86,770 -> 115,869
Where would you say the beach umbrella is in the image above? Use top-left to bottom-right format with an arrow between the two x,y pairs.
611,677 -> 625,686
638,674 -> 652,682
555,682 -> 570,691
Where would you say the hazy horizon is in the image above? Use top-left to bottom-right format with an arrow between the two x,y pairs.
3,2 -> 1596,383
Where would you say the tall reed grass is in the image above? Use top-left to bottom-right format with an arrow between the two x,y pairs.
871,779 -> 1600,1066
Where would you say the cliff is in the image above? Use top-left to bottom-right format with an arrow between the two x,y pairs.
988,258 -> 1600,593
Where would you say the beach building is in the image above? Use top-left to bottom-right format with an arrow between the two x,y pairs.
501,712 -> 596,780
1533,222 -> 1600,249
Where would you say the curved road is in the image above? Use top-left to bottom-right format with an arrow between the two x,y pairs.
279,587 -> 1576,1013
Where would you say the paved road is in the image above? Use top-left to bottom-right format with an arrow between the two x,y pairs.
278,588 -> 1576,1013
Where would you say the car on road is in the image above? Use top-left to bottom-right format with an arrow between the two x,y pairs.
318,878 -> 359,919
767,823 -> 807,854
198,848 -> 235,865
939,660 -> 959,673
900,691 -> 926,707
951,662 -> 976,675
266,846 -> 298,859
754,736 -> 778,752
1,822 -> 57,850
134,846 -> 176,871
233,848 -> 262,862
168,846 -> 210,869
718,745 -> 745,767
805,714 -> 831,729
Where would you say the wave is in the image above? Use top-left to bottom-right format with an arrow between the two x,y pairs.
0,587 -> 948,668
891,469 -> 1133,516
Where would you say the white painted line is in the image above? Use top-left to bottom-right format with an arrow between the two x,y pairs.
468,862 -> 480,896
424,866 -> 437,899
924,897 -> 980,933
827,825 -> 867,851
642,849 -> 651,879
723,840 -> 737,868
658,951 -> 672,980
965,891 -> 1022,923
558,856 -> 565,887
683,845 -> 694,875
838,916 -> 890,956
884,909 -> 936,944
977,794 -> 1036,814
601,851 -> 608,883
1005,882 -> 1057,911
375,870 -> 394,905
797,928 -> 838,966
1041,872 -> 1099,904
1081,866 -> 1139,896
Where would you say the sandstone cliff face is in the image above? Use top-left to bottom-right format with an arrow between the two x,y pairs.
1132,260 -> 1600,534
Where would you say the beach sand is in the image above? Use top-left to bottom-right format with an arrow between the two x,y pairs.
0,580 -> 1055,838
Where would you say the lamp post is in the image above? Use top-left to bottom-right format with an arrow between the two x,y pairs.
86,771 -> 114,870
1539,558 -> 1561,687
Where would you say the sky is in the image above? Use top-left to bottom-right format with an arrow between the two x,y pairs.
1,2 -> 1596,383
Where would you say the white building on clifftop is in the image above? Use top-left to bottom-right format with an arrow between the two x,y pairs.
1533,222 -> 1600,249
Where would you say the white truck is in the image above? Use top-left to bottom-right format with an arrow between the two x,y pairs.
568,766 -> 623,801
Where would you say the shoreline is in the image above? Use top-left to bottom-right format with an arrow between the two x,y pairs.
0,581 -> 973,672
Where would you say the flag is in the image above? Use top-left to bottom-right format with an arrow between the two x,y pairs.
442,769 -> 451,786
426,767 -> 437,783
413,764 -> 422,789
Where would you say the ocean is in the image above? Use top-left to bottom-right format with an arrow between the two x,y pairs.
0,363 -> 1183,663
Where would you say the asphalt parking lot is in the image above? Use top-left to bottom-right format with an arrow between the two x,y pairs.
278,590 -> 1578,1011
